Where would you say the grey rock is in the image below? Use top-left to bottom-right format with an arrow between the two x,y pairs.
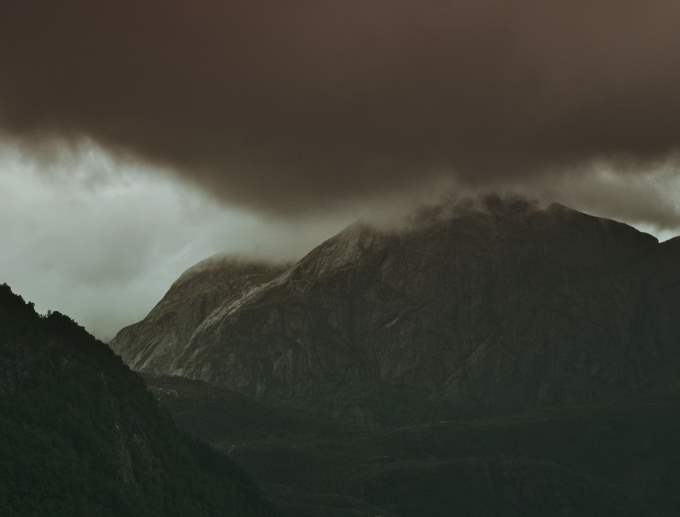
111,256 -> 288,374
111,197 -> 680,422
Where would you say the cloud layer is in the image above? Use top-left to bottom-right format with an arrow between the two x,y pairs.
3,1 -> 680,218
0,141 -> 677,339
2,1 -> 680,337
0,143 -> 349,339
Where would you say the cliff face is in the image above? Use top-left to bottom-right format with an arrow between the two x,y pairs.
111,199 -> 679,421
634,237 -> 680,388
111,257 -> 287,374
0,284 -> 276,517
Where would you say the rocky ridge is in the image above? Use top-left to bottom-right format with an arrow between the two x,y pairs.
111,197 -> 680,423
112,256 -> 287,374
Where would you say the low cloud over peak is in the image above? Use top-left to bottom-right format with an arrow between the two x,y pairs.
2,1 -> 680,219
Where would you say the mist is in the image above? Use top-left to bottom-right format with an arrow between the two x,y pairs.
0,141 -> 351,339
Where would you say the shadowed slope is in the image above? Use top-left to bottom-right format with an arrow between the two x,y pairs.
0,284 -> 276,517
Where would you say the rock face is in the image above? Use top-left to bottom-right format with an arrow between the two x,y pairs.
0,284 -> 276,517
111,198 -> 680,421
111,256 -> 287,374
639,237 -> 680,385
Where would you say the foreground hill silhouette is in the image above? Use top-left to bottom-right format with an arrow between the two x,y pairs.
0,284 -> 276,517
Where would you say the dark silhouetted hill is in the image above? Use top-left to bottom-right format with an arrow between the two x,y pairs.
0,284 -> 276,517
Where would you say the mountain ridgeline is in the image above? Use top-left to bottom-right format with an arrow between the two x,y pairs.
0,284 -> 276,517
111,198 -> 680,425
112,257 -> 288,376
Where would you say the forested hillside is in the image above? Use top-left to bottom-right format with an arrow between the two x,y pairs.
0,284 -> 276,517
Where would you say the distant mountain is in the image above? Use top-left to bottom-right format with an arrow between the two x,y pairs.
111,197 -> 680,425
0,284 -> 276,517
107,197 -> 680,516
112,257 -> 287,374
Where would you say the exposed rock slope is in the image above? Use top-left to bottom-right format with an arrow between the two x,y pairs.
112,198 -> 680,421
111,256 -> 287,374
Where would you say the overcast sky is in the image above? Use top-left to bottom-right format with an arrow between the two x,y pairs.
1,140 -> 677,340
2,2 -> 680,338
0,141 -> 353,340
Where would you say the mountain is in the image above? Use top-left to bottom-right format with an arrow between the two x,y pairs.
107,197 -> 680,516
0,284 -> 276,517
638,236 -> 680,385
112,256 -> 287,374
111,197 -> 679,425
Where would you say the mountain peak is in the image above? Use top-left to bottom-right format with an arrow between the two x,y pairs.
110,256 -> 288,373
109,199 -> 677,423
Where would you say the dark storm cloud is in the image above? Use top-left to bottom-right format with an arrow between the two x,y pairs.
2,1 -> 680,216
525,163 -> 680,231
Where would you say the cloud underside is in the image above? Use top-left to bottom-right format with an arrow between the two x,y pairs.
2,1 -> 680,224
